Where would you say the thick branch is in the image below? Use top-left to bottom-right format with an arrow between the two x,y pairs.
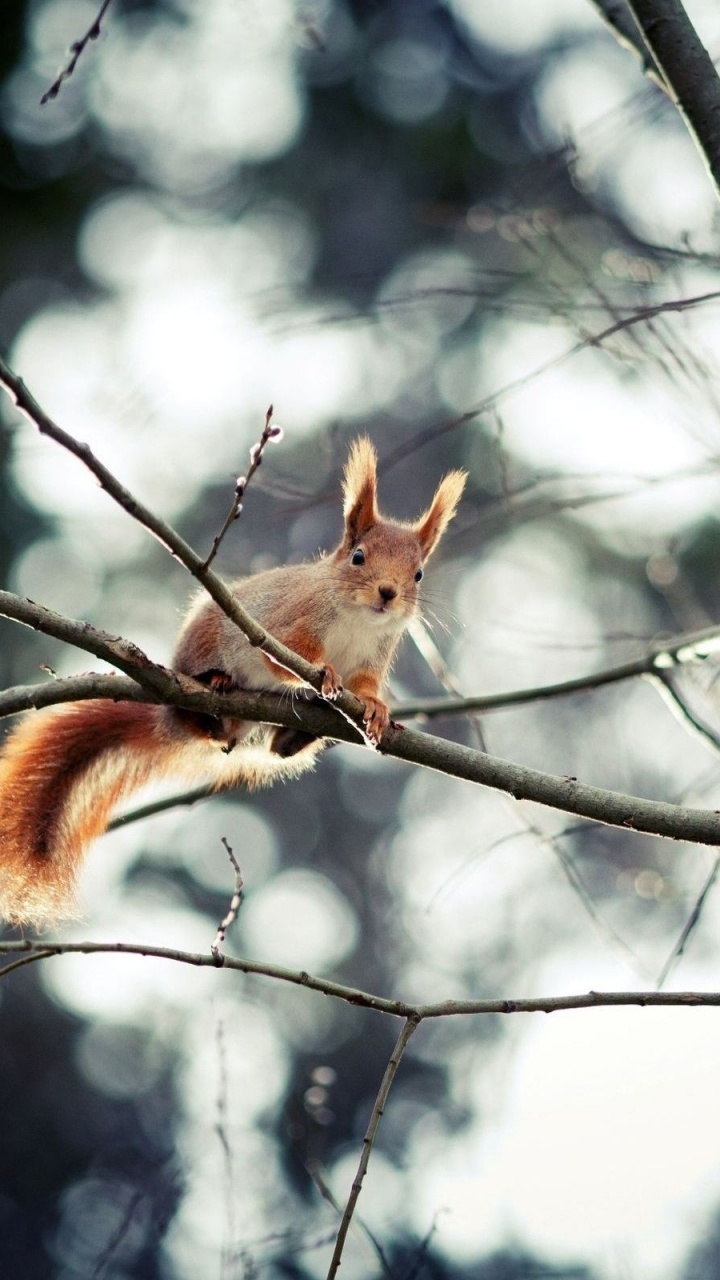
5,600 -> 720,724
5,671 -> 720,849
3,635 -> 720,845
4,356 -> 720,846
0,591 -> 181,700
624,0 -> 720,200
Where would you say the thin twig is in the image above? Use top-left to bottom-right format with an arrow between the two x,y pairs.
91,1190 -> 143,1280
401,1212 -> 444,1280
395,621 -> 720,719
377,288 -> 720,479
653,669 -> 720,754
522,816 -> 651,979
2,939 -> 720,1017
307,1162 -> 392,1275
215,1020 -> 239,1280
656,853 -> 720,989
327,1017 -> 420,1279
212,839 -> 244,959
203,405 -> 283,569
408,617 -> 486,750
0,354 -> 371,737
41,0 -> 114,104
108,784 -> 215,830
0,948 -> 56,979
586,0 -> 666,89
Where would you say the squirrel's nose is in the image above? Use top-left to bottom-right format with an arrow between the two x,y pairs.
378,585 -> 397,603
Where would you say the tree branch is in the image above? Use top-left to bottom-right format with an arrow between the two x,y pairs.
3,613 -> 720,846
623,0 -> 720,200
327,1017 -> 420,1279
5,356 -> 720,846
202,404 -> 283,569
586,0 -> 666,89
0,355 -> 341,707
2,940 -> 720,1018
41,0 -> 114,104
655,852 -> 720,988
395,622 -> 720,720
5,600 -> 720,725
0,590 -> 181,700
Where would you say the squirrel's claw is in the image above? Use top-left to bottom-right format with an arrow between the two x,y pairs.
321,663 -> 343,701
361,697 -> 390,744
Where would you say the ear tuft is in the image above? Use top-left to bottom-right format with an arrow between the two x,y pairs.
343,436 -> 379,543
414,469 -> 467,560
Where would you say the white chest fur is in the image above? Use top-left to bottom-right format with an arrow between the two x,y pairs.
322,606 -> 406,679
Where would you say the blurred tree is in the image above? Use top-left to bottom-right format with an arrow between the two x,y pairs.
3,1 -> 720,1277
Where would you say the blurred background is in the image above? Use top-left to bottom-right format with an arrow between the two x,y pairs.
4,0 -> 720,1276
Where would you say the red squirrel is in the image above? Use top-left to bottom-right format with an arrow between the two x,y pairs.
0,437 -> 466,925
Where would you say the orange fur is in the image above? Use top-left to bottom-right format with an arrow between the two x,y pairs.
261,623 -> 323,682
0,436 -> 467,926
0,702 -> 167,925
342,437 -> 379,543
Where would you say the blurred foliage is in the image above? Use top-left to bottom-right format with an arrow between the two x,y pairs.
3,0 -> 720,1276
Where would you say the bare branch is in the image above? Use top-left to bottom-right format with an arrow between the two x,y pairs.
378,288 -> 720,478
90,1190 -> 144,1280
0,590 -> 180,700
654,669 -> 720,754
327,1017 -> 420,1280
211,839 -> 244,960
108,783 -> 215,830
624,0 -> 720,201
656,853 -> 720,988
41,0 -> 114,105
0,354 -> 373,737
5,359 -> 720,847
5,609 -> 720,723
307,1163 -> 392,1276
395,622 -> 720,720
0,672 -> 149,719
586,0 -> 666,88
2,940 -> 720,1019
202,404 -> 283,569
4,650 -> 720,847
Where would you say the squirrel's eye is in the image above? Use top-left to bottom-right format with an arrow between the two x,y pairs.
351,548 -> 365,566
414,568 -> 423,583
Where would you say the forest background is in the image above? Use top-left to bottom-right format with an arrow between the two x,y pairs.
4,0 -> 720,1277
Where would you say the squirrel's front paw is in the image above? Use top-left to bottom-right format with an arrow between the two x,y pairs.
321,663 -> 343,701
362,697 -> 390,744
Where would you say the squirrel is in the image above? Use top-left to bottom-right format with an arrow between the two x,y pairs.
0,437 -> 466,926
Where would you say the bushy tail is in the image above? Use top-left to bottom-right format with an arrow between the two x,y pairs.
0,701 -> 172,926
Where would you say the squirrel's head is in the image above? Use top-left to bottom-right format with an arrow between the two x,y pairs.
335,436 -> 466,625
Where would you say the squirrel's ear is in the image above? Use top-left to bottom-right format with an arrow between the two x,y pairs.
343,437 -> 379,543
414,470 -> 467,560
